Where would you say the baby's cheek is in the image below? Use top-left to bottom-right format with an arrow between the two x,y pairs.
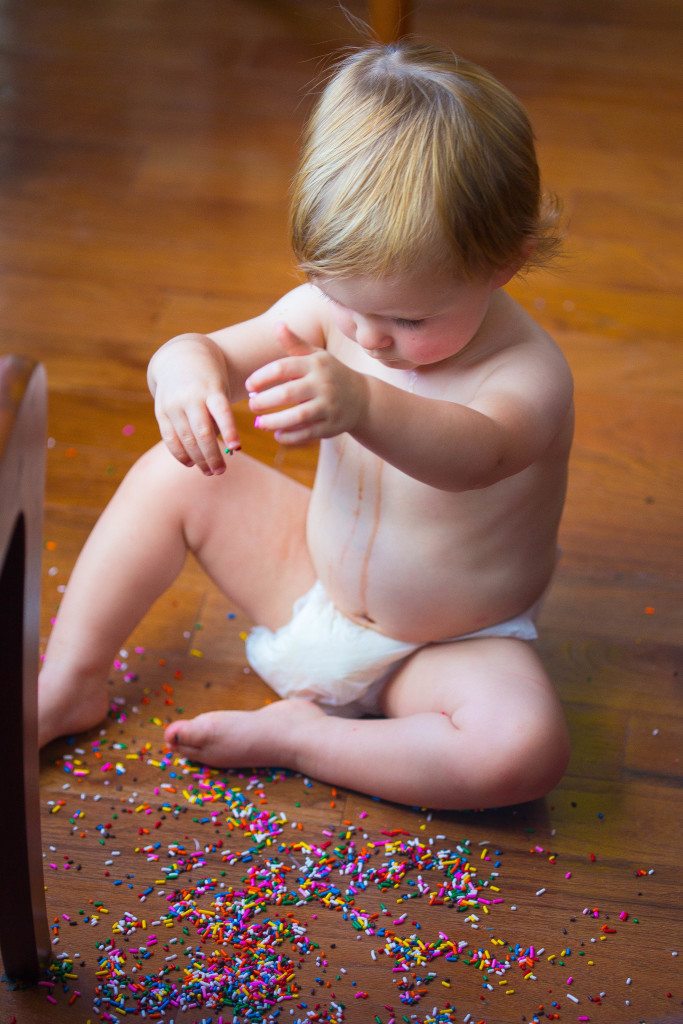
333,310 -> 356,341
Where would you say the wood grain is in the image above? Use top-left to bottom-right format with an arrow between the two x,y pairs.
0,1 -> 680,1020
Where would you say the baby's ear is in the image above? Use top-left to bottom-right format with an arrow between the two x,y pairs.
492,240 -> 538,287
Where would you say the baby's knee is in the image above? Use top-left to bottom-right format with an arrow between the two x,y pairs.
492,707 -> 570,805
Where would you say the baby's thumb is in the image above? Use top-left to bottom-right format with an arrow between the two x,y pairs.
275,321 -> 314,357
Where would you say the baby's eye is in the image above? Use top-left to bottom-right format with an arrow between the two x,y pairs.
393,317 -> 424,329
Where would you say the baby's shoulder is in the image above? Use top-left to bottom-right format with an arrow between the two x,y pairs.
481,293 -> 571,383
265,283 -> 330,347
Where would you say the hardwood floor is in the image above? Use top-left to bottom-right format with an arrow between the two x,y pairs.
0,1 -> 680,1021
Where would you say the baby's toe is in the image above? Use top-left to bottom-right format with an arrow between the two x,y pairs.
165,716 -> 206,752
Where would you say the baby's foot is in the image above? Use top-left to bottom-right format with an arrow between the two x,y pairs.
164,698 -> 326,770
38,667 -> 110,747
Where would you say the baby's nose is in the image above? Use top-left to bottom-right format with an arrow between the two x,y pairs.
355,319 -> 392,351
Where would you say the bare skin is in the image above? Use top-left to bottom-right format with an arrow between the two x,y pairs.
39,267 -> 572,809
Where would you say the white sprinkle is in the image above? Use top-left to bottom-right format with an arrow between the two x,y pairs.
566,992 -> 579,1003
536,888 -> 546,896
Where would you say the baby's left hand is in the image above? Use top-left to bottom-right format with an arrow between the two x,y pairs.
245,323 -> 368,445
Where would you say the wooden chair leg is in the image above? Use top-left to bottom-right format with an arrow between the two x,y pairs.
0,356 -> 50,982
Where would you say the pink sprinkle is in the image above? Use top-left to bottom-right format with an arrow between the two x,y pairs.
122,424 -> 135,436
619,910 -> 629,921
565,871 -> 572,879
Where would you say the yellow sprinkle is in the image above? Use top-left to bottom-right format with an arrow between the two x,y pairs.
441,980 -> 451,987
481,848 -> 488,859
506,989 -> 516,995
190,648 -> 203,657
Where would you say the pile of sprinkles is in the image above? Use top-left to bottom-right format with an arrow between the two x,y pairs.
11,645 -> 678,1023
26,719 -> 675,1024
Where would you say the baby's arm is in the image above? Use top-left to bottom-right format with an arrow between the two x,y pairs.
147,287 -> 324,475
247,326 -> 573,491
353,364 -> 573,489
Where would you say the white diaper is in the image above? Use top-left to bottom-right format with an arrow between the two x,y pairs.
245,581 -> 543,717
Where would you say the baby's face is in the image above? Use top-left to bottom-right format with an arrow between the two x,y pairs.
313,268 -> 504,370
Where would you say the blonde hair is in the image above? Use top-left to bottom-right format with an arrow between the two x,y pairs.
291,43 -> 561,280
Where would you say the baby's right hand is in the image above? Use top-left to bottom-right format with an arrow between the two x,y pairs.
147,333 -> 239,475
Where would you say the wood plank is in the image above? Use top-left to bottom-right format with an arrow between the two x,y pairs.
0,0 -> 680,1018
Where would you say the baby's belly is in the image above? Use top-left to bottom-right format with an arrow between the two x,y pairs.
307,507 -> 555,644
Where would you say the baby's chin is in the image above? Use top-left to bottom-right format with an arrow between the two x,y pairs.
369,354 -> 418,371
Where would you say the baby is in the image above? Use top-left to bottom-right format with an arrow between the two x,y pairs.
39,43 -> 573,810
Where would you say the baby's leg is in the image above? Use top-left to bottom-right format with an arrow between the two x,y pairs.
40,443 -> 314,746
167,637 -> 569,810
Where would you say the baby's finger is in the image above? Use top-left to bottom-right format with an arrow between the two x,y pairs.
162,434 -> 195,468
205,391 -> 238,448
185,407 -> 227,475
245,355 -> 309,395
273,424 -> 322,447
248,376 -> 313,413
275,321 -> 316,357
157,413 -> 194,467
164,410 -> 215,475
254,400 -> 322,435
204,391 -> 241,456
